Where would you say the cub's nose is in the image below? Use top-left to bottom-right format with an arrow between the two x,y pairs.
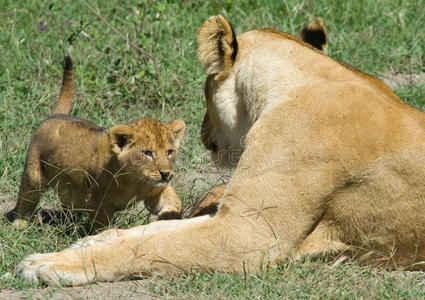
159,171 -> 172,181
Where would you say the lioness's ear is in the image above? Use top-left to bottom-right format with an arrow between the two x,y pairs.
198,15 -> 238,75
168,119 -> 186,148
108,125 -> 136,154
298,18 -> 327,52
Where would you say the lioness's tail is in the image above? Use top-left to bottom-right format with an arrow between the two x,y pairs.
52,55 -> 74,115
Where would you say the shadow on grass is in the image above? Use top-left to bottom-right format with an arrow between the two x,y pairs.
4,208 -> 92,236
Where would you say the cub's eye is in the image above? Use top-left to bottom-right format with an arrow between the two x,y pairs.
167,149 -> 174,156
143,150 -> 153,158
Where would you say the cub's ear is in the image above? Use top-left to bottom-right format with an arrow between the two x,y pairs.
108,125 -> 136,154
298,18 -> 327,52
168,119 -> 186,148
198,15 -> 238,75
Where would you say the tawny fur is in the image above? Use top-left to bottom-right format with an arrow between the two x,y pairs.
53,56 -> 74,114
15,16 -> 425,286
6,56 -> 185,230
190,184 -> 227,217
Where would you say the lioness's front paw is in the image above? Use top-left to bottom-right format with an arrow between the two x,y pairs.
15,252 -> 93,286
15,253 -> 58,284
70,236 -> 109,248
70,237 -> 96,248
70,228 -> 121,248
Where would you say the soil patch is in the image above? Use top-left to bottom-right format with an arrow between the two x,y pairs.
0,280 -> 159,299
380,72 -> 425,90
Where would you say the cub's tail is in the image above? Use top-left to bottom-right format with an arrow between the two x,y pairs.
52,55 -> 74,115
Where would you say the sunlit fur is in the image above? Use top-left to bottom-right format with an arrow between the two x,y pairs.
6,57 -> 185,231
15,16 -> 425,286
200,18 -> 329,169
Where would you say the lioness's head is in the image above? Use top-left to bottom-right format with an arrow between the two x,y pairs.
198,16 -> 327,168
108,118 -> 185,187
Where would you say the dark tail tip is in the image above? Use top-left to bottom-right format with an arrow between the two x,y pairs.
53,55 -> 75,115
63,55 -> 73,70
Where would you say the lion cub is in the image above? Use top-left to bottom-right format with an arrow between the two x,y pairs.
6,56 -> 184,230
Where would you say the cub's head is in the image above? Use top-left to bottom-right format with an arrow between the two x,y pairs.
108,118 -> 185,187
198,16 -> 327,168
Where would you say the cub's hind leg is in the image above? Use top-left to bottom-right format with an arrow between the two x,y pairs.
6,146 -> 45,229
86,190 -> 118,232
54,180 -> 88,226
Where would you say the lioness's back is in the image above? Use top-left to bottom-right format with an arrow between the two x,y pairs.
238,29 -> 402,105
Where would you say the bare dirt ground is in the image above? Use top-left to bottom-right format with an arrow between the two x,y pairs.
0,280 -> 159,300
0,73 -> 424,299
381,72 -> 425,90
0,193 -> 13,214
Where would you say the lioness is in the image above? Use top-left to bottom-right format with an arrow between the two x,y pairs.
16,16 -> 425,285
193,18 -> 328,217
6,56 -> 185,230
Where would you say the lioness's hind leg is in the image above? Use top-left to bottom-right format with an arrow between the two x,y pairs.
296,221 -> 348,259
57,180 -> 87,210
7,148 -> 44,228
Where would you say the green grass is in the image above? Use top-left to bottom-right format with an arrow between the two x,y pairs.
145,261 -> 425,299
1,0 -> 424,297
